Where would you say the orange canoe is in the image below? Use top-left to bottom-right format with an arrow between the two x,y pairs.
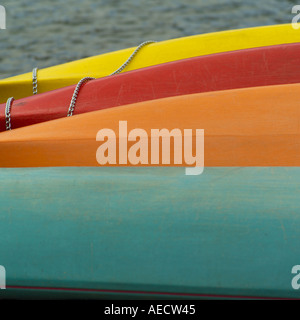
0,83 -> 299,168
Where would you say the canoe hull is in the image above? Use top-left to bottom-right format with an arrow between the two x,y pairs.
0,167 -> 299,299
1,43 -> 300,131
0,84 -> 300,168
0,24 -> 299,102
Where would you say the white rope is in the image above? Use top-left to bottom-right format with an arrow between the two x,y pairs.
5,97 -> 14,131
109,40 -> 157,76
32,67 -> 38,95
67,40 -> 157,117
67,77 -> 95,117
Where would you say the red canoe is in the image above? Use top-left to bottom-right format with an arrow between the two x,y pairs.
1,43 -> 300,132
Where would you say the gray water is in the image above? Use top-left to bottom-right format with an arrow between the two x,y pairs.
0,0 -> 298,79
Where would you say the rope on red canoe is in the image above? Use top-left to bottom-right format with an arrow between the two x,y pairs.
5,97 -> 14,131
66,40 -> 157,117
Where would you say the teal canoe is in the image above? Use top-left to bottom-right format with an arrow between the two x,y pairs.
0,167 -> 299,299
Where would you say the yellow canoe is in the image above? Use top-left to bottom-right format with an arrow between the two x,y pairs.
0,24 -> 299,102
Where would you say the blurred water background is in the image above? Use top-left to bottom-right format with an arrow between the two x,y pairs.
0,0 -> 298,79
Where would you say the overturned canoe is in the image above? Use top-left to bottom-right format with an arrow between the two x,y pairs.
1,43 -> 300,131
0,24 -> 299,102
0,167 -> 299,299
0,83 -> 299,168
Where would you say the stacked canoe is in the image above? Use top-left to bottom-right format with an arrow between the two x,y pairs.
0,24 -> 300,300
